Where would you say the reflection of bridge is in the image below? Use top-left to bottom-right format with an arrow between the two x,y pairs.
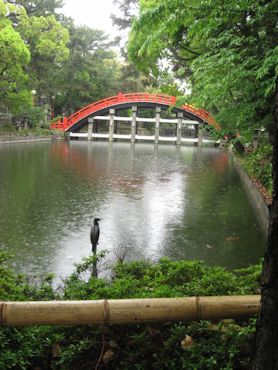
50,93 -> 219,145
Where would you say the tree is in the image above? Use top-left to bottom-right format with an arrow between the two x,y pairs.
0,0 -> 31,113
111,0 -> 139,31
0,0 -> 69,124
5,0 -> 64,16
117,51 -> 157,93
252,78 -> 278,368
17,12 -> 69,98
52,22 -> 122,114
127,0 -> 278,367
111,0 -> 160,93
128,0 -> 277,135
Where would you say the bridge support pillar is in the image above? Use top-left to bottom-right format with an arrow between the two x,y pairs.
109,109 -> 115,142
194,125 -> 199,146
176,112 -> 183,145
131,106 -> 137,143
88,118 -> 93,141
198,123 -> 203,146
155,107 -> 161,144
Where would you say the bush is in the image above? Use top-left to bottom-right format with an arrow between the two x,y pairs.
241,143 -> 272,193
0,253 -> 262,369
12,106 -> 46,129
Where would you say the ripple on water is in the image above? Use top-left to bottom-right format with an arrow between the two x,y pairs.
0,142 -> 266,280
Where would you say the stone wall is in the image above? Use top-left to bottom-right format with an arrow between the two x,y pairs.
0,135 -> 63,144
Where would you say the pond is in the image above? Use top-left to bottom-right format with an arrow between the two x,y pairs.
0,141 -> 265,280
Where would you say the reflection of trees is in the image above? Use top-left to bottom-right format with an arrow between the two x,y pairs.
0,140 -> 149,263
52,141 -> 146,194
165,150 -> 265,269
0,143 -> 264,276
0,142 -> 105,272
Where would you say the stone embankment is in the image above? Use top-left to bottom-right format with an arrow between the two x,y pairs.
0,135 -> 63,144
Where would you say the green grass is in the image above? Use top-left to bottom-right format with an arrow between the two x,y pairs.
0,123 -> 62,137
239,142 -> 272,194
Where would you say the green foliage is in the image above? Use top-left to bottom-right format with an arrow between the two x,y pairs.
0,252 -> 262,369
0,253 -> 57,301
53,22 -> 150,114
0,0 -> 154,127
18,106 -> 46,128
18,12 -> 69,96
18,13 -> 69,65
0,125 -> 60,136
6,92 -> 46,128
4,91 -> 32,116
7,0 -> 64,17
241,143 -> 272,193
128,0 -> 278,138
0,0 -> 30,103
0,0 -> 70,125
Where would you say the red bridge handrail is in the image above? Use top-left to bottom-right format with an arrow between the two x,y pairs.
50,93 -> 219,131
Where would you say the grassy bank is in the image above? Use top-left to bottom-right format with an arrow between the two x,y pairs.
0,253 -> 262,369
0,124 -> 61,138
236,143 -> 272,205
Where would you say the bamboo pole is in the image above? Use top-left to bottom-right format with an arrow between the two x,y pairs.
0,295 -> 260,327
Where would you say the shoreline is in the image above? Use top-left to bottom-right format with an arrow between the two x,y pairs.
0,134 -> 63,144
230,149 -> 269,236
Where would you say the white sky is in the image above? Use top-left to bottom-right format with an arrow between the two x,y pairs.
62,0 -> 119,37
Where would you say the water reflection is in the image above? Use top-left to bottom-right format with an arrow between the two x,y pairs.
0,141 -> 265,280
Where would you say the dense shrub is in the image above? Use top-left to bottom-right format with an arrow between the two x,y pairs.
0,253 -> 262,369
241,143 -> 272,194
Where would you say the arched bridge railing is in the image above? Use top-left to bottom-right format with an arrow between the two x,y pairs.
50,93 -> 219,131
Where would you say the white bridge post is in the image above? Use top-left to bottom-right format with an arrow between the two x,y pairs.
198,122 -> 203,146
131,106 -> 137,143
109,109 -> 115,142
88,117 -> 93,141
176,112 -> 183,145
155,107 -> 161,144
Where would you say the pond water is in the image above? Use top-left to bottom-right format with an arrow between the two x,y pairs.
0,140 -> 265,280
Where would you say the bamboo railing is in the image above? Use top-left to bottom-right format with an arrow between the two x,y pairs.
0,296 -> 260,326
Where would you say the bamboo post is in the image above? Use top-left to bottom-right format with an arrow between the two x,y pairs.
0,295 -> 260,327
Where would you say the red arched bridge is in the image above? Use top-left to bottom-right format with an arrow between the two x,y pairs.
50,92 -> 219,145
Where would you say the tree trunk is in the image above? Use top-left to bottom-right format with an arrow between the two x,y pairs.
251,78 -> 278,369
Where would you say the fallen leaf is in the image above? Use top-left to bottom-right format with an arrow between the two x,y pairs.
102,349 -> 115,364
181,335 -> 193,349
